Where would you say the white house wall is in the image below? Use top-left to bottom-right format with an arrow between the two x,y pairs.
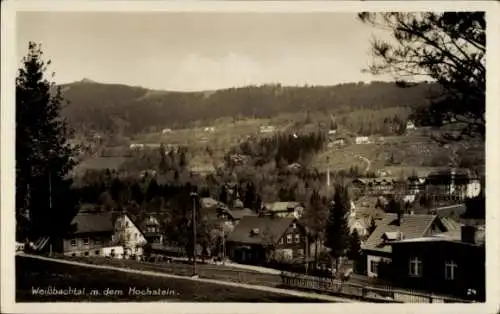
113,215 -> 148,256
64,245 -> 124,259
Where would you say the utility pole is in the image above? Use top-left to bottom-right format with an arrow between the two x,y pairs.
49,170 -> 52,211
190,191 -> 198,277
222,227 -> 225,265
48,168 -> 53,256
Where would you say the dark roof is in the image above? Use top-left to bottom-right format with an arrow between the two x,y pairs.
227,216 -> 295,245
231,208 -> 257,220
70,212 -> 114,235
362,213 -> 438,253
431,204 -> 466,221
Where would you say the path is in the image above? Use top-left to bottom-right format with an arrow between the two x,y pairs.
18,253 -> 357,303
168,256 -> 281,275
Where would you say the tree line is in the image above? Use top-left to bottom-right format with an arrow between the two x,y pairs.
60,79 -> 438,137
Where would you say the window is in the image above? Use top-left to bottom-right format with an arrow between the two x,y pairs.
84,251 -> 89,256
70,239 -> 77,247
95,250 -> 100,255
125,221 -> 130,228
95,239 -> 102,245
294,234 -> 300,243
134,233 -> 138,240
279,238 -> 284,244
292,223 -> 297,229
409,257 -> 422,277
83,237 -> 89,246
71,253 -> 76,257
297,249 -> 304,256
286,234 -> 292,244
370,260 -> 379,275
445,260 -> 457,281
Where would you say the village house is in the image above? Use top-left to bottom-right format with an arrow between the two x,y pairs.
259,125 -> 276,134
262,201 -> 305,219
361,212 -> 459,278
389,225 -> 485,301
406,120 -> 417,130
138,215 -> 164,246
329,137 -> 346,147
129,143 -> 144,150
355,136 -> 371,144
62,212 -> 124,258
226,216 -> 308,265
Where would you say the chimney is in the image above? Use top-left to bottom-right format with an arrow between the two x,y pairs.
461,225 -> 476,244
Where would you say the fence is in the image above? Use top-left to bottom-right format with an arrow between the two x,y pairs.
280,271 -> 472,303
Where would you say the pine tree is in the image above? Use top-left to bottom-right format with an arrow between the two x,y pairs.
159,144 -> 169,173
324,184 -> 351,276
16,42 -> 78,240
347,229 -> 362,261
243,181 -> 256,210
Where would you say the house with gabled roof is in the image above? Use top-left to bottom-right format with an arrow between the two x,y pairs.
361,212 -> 453,278
63,212 -> 121,258
226,216 -> 308,265
63,211 -> 147,259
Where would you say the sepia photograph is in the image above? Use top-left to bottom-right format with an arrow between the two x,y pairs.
2,1 -> 499,313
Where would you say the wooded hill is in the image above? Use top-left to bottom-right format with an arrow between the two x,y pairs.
59,80 -> 440,136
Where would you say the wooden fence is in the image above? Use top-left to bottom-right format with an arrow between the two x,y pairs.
280,271 -> 472,303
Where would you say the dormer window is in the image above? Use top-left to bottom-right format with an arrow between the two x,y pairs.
382,231 -> 403,242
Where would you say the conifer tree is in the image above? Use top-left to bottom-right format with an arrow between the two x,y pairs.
325,184 -> 351,276
347,229 -> 362,261
16,42 -> 78,240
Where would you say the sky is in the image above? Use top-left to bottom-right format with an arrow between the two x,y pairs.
16,12 -> 394,91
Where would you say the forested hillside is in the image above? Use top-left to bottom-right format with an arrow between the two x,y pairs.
60,80 -> 439,136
